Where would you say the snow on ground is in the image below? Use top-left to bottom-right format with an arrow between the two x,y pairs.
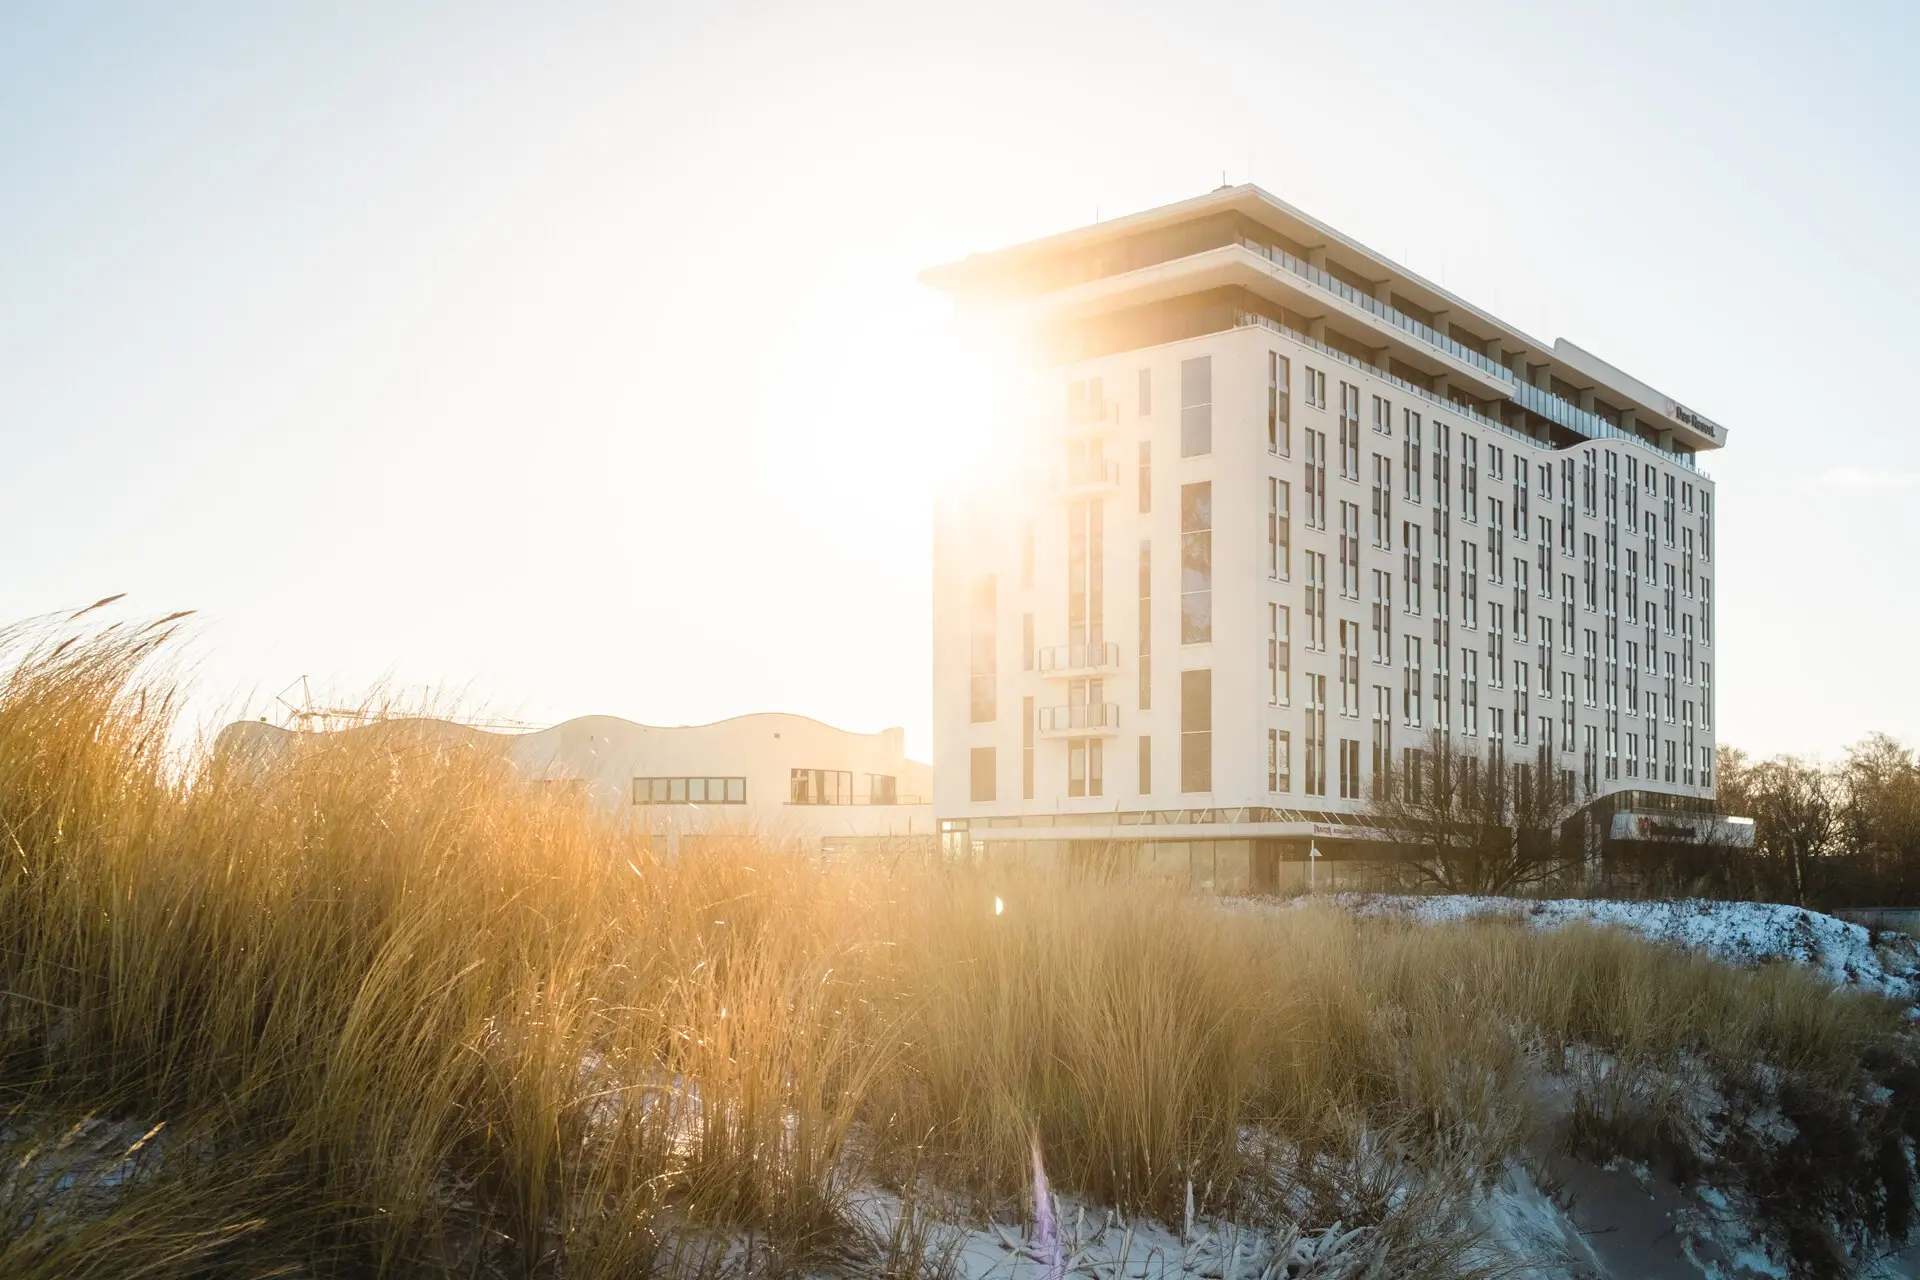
1320,894 -> 1920,1003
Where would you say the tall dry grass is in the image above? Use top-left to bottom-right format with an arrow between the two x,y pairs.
0,616 -> 1911,1277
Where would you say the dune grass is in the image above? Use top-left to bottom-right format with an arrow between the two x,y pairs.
0,617 -> 1912,1277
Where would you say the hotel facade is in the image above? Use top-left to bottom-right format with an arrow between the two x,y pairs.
925,186 -> 1729,889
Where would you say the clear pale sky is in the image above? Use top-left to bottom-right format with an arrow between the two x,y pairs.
3,0 -> 1916,762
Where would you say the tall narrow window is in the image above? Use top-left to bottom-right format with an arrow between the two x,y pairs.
969,575 -> 996,723
1137,441 -> 1151,514
1370,453 -> 1392,549
1339,501 -> 1361,598
1403,411 -> 1423,504
1021,612 -> 1033,671
1339,620 -> 1360,717
969,746 -> 995,802
1137,539 -> 1152,710
1180,356 -> 1212,457
1180,482 -> 1212,644
1269,478 -> 1291,579
1268,352 -> 1290,455
1304,551 -> 1327,650
1268,603 -> 1291,704
1269,728 -> 1291,792
1371,686 -> 1392,798
1021,696 -> 1034,799
1305,431 -> 1328,528
1066,499 -> 1104,650
1338,383 -> 1361,480
1181,668 -> 1212,792
1138,734 -> 1151,794
1339,738 -> 1361,800
1304,674 -> 1328,796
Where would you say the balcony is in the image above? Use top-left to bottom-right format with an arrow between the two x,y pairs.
1234,236 -> 1515,390
1232,311 -> 1705,476
1051,458 -> 1122,498
1066,396 -> 1121,439
1036,641 -> 1122,678
1037,702 -> 1122,737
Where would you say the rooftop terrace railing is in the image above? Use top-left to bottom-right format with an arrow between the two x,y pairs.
1236,236 -> 1516,385
1232,310 -> 1704,475
1229,237 -> 1704,474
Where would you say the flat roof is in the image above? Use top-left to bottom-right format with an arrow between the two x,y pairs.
923,185 -> 1726,451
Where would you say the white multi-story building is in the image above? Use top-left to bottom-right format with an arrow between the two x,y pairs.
221,712 -> 933,854
924,185 -> 1727,889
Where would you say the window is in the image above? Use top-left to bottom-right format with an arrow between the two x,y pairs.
1181,668 -> 1212,792
1067,497 -> 1103,653
1137,367 -> 1151,416
1269,478 -> 1291,579
1137,441 -> 1151,514
1372,394 -> 1392,437
1339,620 -> 1360,717
1067,737 -> 1103,797
1022,696 -> 1035,799
1304,431 -> 1328,528
1401,521 -> 1422,614
1370,453 -> 1392,549
1304,551 -> 1328,650
635,776 -> 746,805
790,769 -> 853,805
1514,456 -> 1530,539
868,774 -> 898,805
1339,382 -> 1361,479
1268,352 -> 1290,455
969,747 -> 995,802
1180,356 -> 1212,456
1339,501 -> 1361,598
1339,738 -> 1361,800
1304,674 -> 1328,796
1304,365 -> 1326,409
1403,634 -> 1423,727
1462,649 -> 1479,736
1269,603 -> 1291,705
969,575 -> 996,722
1268,728 -> 1291,792
1137,540 -> 1152,709
1135,734 -> 1151,794
1402,747 -> 1423,804
1370,570 -> 1393,664
1371,686 -> 1393,798
1402,411 -> 1423,504
1021,613 -> 1034,671
1180,482 -> 1212,643
1461,434 -> 1479,522
1461,541 -> 1478,628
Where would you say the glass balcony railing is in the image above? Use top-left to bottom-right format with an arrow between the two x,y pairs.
1228,238 -> 1705,475
1066,396 -> 1120,427
1038,702 -> 1121,734
1233,311 -> 1704,475
1036,642 -> 1122,674
1235,237 -> 1514,384
1055,458 -> 1122,492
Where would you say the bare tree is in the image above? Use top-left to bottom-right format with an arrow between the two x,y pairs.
1744,756 -> 1836,907
1363,730 -> 1584,896
1838,734 -> 1920,902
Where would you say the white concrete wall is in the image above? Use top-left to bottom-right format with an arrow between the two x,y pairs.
220,712 -> 934,849
935,323 -> 1718,837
